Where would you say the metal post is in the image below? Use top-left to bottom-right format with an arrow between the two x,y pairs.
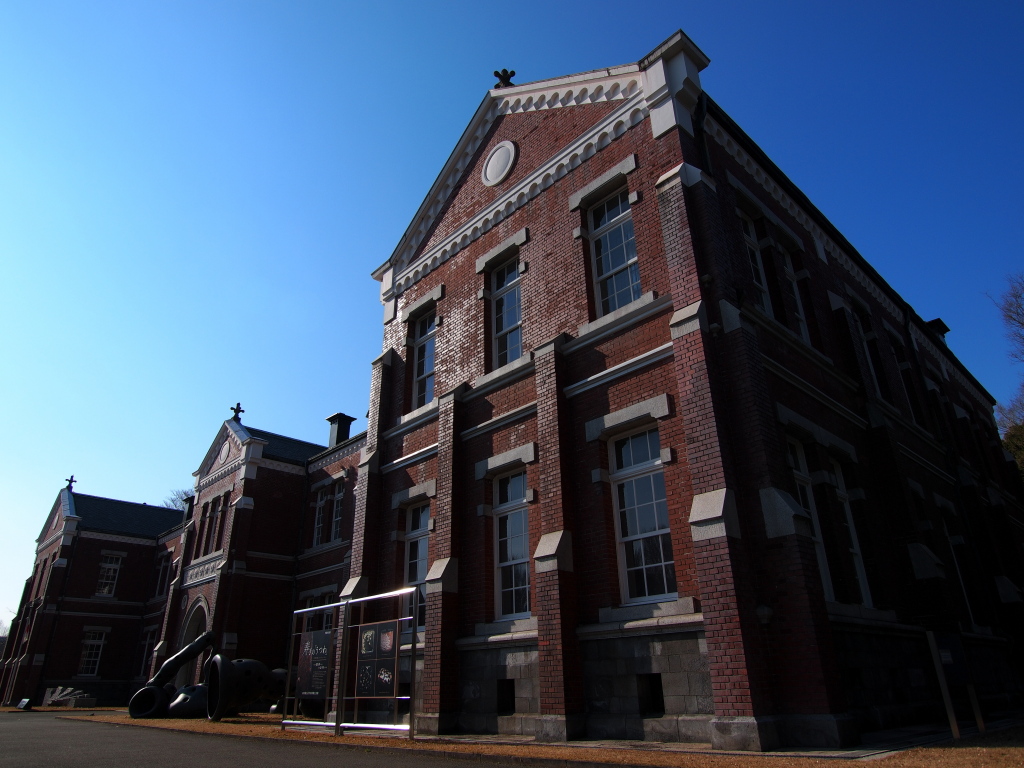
322,606 -> 334,724
281,613 -> 297,731
926,630 -> 960,739
334,601 -> 351,737
408,609 -> 418,740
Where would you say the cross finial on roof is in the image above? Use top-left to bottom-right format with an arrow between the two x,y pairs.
65,475 -> 75,491
230,402 -> 244,422
493,69 -> 515,88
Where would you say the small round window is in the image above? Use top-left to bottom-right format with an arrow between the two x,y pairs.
481,140 -> 518,187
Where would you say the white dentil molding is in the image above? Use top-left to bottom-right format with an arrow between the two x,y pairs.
704,114 -> 993,412
388,85 -> 648,298
703,114 -> 905,323
381,68 -> 650,295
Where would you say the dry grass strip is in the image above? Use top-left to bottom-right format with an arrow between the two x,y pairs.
58,713 -> 1024,768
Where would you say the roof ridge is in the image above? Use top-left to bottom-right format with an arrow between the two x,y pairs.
245,426 -> 326,447
71,491 -> 176,511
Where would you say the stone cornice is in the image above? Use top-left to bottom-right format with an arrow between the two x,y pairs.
909,324 -> 994,410
705,113 -> 995,413
377,68 -> 648,289
705,114 -> 905,323
308,435 -> 367,472
386,86 -> 649,298
196,457 -> 243,491
79,531 -> 157,546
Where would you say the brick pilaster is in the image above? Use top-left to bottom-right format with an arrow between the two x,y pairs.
347,349 -> 396,591
531,338 -> 585,741
419,386 -> 464,734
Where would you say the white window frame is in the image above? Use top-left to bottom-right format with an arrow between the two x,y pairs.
778,247 -> 809,342
95,555 -> 122,597
609,427 -> 677,604
137,627 -> 158,678
589,188 -> 640,316
404,503 -> 430,629
330,481 -> 345,542
491,256 -> 523,369
154,552 -> 172,597
786,438 -> 835,601
831,460 -> 873,608
204,496 -> 221,555
303,593 -> 334,632
738,210 -> 772,315
312,489 -> 328,546
412,312 -> 437,408
493,471 -> 531,620
78,630 -> 106,676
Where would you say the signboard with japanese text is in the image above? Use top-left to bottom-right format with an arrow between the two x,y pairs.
297,629 -> 331,699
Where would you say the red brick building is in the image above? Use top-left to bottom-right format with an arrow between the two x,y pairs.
4,29 -> 1023,751
0,488 -> 182,706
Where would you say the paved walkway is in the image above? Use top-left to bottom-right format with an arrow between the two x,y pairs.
3,709 -> 1021,767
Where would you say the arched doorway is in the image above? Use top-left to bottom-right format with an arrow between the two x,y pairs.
175,600 -> 209,688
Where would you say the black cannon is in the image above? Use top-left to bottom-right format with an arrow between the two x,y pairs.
128,631 -> 287,720
128,631 -> 215,719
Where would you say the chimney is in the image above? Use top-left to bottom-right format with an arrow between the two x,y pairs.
326,413 -> 356,447
926,318 -> 950,345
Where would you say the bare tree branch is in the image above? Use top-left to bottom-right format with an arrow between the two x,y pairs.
998,272 -> 1024,366
163,488 -> 193,511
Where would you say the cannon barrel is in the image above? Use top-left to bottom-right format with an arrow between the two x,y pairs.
128,631 -> 216,718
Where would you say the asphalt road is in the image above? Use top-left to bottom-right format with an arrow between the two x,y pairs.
0,713 -> 494,768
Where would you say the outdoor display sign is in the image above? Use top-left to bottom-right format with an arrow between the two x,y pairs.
282,586 -> 417,739
355,620 -> 398,697
296,629 -> 331,699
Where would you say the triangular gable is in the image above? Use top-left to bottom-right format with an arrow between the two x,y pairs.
374,30 -> 709,303
37,488 -> 77,543
194,419 -> 258,481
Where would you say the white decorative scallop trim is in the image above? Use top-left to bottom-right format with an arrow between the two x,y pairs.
392,86 -> 647,295
705,114 -> 992,412
704,115 -> 904,323
496,76 -> 642,115
909,324 -> 991,410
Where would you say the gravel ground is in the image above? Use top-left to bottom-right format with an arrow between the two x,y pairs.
46,712 -> 1024,767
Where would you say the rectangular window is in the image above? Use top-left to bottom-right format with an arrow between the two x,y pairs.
304,594 -> 334,632
79,630 -> 106,676
137,627 -> 158,678
413,313 -> 437,408
786,439 -> 835,601
611,428 -> 676,602
330,481 -> 345,541
738,211 -> 771,314
495,471 -> 530,618
154,552 -> 171,597
312,489 -> 328,546
404,504 -> 430,629
492,257 -> 523,368
203,496 -> 220,555
95,555 -> 121,596
831,460 -> 872,607
590,189 -> 640,315
779,248 -> 809,342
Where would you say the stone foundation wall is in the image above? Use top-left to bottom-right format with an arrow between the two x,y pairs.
580,630 -> 711,741
457,644 -> 539,734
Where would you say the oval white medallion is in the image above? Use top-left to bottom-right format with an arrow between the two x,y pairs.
481,140 -> 517,187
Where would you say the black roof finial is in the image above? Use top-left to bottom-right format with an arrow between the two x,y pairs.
493,69 -> 516,88
230,402 -> 244,422
65,475 -> 76,491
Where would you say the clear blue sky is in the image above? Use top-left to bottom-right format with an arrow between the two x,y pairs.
1,0 -> 1022,623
